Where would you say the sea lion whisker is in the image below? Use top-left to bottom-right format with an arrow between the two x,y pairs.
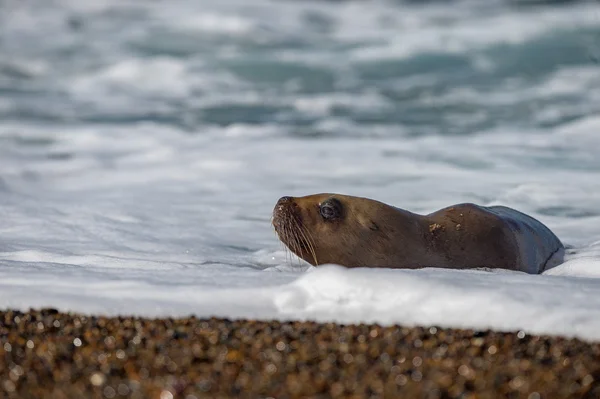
293,219 -> 317,266
289,221 -> 305,266
292,220 -> 309,258
280,218 -> 299,261
282,221 -> 296,264
298,223 -> 318,266
291,218 -> 311,266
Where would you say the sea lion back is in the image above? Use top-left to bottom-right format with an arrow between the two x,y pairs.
485,205 -> 565,274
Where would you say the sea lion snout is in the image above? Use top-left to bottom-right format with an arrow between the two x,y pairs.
273,196 -> 297,217
272,196 -> 300,232
276,196 -> 294,207
272,196 -> 316,262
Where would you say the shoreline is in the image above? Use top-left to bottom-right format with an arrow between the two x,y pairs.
1,309 -> 599,398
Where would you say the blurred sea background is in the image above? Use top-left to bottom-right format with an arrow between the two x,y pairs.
1,0 -> 600,328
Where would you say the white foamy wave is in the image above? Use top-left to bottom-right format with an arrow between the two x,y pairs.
274,265 -> 600,341
545,258 -> 600,279
1,261 -> 600,341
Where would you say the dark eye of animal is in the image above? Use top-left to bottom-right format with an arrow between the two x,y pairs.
319,198 -> 342,221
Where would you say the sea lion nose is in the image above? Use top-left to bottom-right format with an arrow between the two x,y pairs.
274,196 -> 297,216
277,196 -> 294,205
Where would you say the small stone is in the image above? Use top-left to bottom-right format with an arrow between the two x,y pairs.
411,371 -> 423,382
330,382 -> 344,396
458,365 -> 472,378
3,380 -> 16,392
276,341 -> 286,351
198,380 -> 211,392
10,365 -> 23,378
103,386 -> 116,398
226,350 -> 242,362
395,374 -> 408,386
117,384 -> 129,395
509,376 -> 527,390
160,391 -> 173,399
265,363 -> 277,374
582,374 -> 594,386
90,372 -> 106,386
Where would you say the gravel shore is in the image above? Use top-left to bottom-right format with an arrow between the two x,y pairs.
1,309 -> 599,399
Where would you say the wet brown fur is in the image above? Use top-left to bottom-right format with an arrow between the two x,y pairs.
272,193 -> 561,272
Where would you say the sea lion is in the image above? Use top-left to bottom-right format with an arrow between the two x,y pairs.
272,193 -> 564,274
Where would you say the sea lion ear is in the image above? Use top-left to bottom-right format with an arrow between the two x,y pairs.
355,213 -> 379,231
358,214 -> 379,231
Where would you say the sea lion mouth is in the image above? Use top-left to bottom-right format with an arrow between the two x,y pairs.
272,196 -> 318,265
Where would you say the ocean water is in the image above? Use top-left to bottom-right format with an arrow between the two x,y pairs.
1,0 -> 600,339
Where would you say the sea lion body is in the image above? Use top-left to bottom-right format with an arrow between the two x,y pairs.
272,193 -> 564,274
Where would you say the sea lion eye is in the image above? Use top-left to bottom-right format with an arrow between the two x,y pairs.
319,198 -> 342,221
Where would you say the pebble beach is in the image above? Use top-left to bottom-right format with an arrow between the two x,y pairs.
1,309 -> 599,399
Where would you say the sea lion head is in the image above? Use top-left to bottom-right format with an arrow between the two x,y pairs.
272,193 -> 406,267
